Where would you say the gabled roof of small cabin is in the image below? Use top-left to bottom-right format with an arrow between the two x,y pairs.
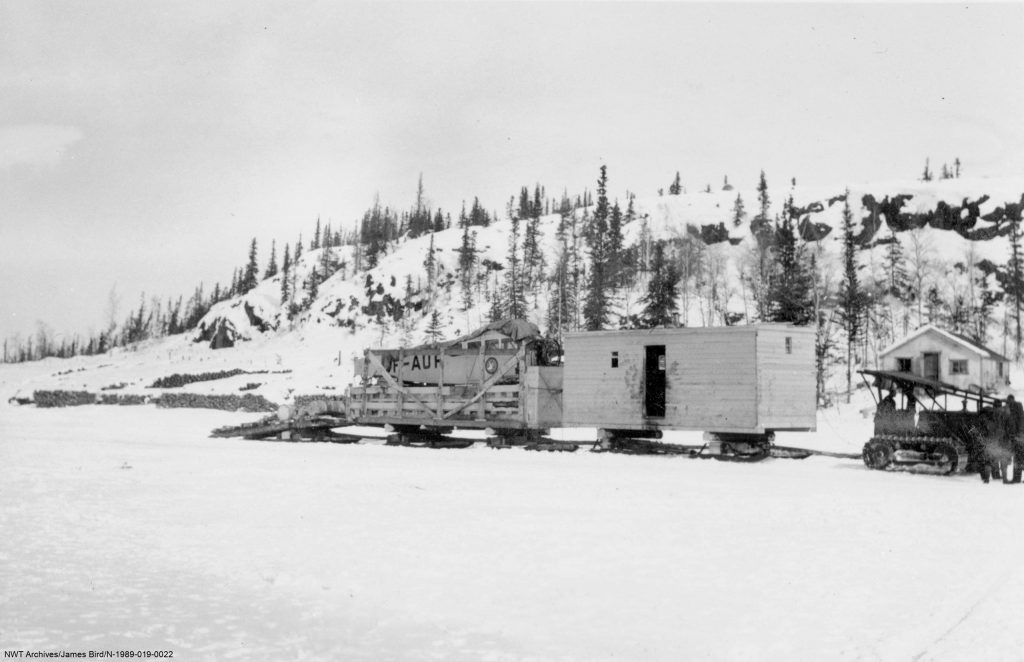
880,324 -> 1009,363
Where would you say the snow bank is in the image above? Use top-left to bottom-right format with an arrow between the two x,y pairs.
5,405 -> 1024,660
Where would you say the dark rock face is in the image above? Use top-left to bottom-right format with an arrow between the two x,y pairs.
195,317 -> 237,349
688,191 -> 1024,249
194,300 -> 274,349
210,322 -> 235,349
242,302 -> 272,332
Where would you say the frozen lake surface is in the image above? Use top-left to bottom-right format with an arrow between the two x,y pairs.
4,405 -> 1024,661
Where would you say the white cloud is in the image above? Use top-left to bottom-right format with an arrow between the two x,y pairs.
0,124 -> 83,169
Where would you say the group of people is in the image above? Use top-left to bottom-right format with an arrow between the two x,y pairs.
873,385 -> 1024,482
978,394 -> 1024,484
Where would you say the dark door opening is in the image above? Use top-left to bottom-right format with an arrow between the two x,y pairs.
923,352 -> 939,380
645,345 -> 666,417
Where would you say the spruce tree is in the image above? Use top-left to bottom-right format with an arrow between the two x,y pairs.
973,262 -> 999,343
458,225 -> 477,311
488,293 -> 504,322
925,285 -> 942,323
837,194 -> 864,402
548,207 -> 578,338
305,265 -> 319,306
290,237 -> 302,310
638,214 -> 652,273
312,217 -> 321,250
424,233 -> 437,292
469,197 -> 489,227
241,238 -> 259,293
504,214 -> 526,318
425,309 -> 443,343
522,203 -> 545,304
669,172 -> 682,195
607,201 -> 624,288
885,232 -> 910,296
547,252 -> 573,341
751,171 -> 775,320
732,193 -> 746,227
640,241 -> 681,327
583,166 -> 613,330
517,186 -> 532,220
264,240 -> 278,279
280,243 -> 291,304
768,199 -> 813,325
756,170 -> 770,221
319,239 -> 335,286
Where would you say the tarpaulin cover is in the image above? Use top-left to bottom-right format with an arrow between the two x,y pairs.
442,318 -> 541,348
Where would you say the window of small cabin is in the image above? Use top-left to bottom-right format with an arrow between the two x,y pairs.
611,351 -> 619,368
896,357 -> 912,372
484,339 -> 499,350
467,341 -> 481,351
785,337 -> 792,354
950,359 -> 968,375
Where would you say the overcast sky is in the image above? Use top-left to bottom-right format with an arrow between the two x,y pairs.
2,2 -> 1022,343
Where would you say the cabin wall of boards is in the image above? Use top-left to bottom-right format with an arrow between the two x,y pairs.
561,325 -> 817,434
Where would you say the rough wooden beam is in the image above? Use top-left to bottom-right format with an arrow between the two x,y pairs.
442,351 -> 522,421
365,351 -> 436,418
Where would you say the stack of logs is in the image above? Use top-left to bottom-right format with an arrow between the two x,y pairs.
32,389 -> 277,413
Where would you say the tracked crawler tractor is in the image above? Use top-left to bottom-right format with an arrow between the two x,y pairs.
860,369 -> 1015,475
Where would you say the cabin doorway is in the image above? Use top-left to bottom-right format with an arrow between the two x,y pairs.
923,352 -> 940,380
644,345 -> 666,417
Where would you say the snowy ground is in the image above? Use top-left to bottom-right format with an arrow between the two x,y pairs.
5,404 -> 1024,661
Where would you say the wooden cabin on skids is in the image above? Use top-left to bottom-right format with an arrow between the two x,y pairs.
561,324 -> 817,442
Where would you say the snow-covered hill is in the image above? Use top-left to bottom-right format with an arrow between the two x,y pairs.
197,174 -> 1024,345
3,175 -> 1023,414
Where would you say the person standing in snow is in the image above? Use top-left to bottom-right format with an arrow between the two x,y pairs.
1006,395 -> 1024,483
993,400 -> 1016,484
979,400 -> 1016,484
977,401 -> 1005,483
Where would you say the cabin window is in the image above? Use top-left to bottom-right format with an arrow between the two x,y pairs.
897,358 -> 912,372
785,337 -> 792,354
485,339 -> 499,350
950,359 -> 968,375
467,341 -> 481,351
611,351 -> 619,368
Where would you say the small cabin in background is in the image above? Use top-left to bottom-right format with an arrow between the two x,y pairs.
561,325 -> 817,435
878,325 -> 1009,393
